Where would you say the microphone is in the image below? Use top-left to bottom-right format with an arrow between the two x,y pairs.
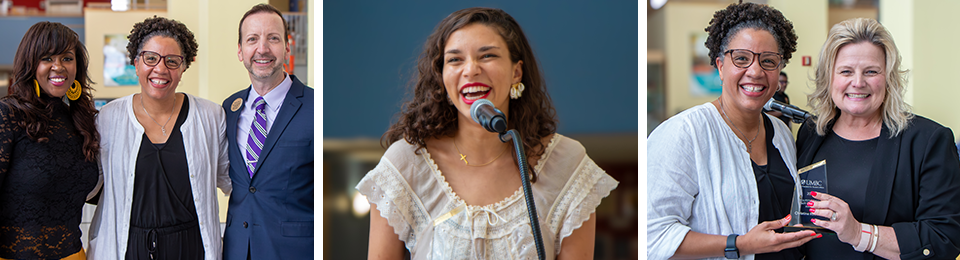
470,99 -> 507,133
764,98 -> 813,123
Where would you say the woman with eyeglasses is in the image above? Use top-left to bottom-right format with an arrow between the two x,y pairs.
648,2 -> 819,259
87,16 -> 231,260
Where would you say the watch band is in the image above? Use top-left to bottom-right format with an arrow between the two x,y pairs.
724,234 -> 740,259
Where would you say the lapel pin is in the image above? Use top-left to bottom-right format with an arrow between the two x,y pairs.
231,98 -> 243,112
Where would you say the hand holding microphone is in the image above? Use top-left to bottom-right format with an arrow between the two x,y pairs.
764,98 -> 814,123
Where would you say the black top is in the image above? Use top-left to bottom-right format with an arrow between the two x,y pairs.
127,96 -> 204,259
0,96 -> 99,259
797,115 -> 960,259
753,115 -> 803,260
801,131 -> 877,259
130,96 -> 197,226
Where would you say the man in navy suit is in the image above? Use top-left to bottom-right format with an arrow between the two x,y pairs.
221,4 -> 313,259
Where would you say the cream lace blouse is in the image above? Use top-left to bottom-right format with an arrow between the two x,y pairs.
357,134 -> 618,260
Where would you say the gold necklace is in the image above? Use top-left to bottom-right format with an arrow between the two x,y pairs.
453,137 -> 508,167
719,99 -> 761,153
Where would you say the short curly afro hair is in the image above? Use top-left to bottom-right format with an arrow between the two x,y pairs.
704,2 -> 797,69
126,16 -> 198,69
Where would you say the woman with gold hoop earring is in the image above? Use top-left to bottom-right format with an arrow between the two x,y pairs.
358,7 -> 618,259
0,22 -> 100,260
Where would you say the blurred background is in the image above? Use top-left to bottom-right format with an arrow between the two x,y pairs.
323,0 -> 639,259
648,0 -> 960,142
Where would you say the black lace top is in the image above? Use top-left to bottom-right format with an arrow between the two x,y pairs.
0,96 -> 98,259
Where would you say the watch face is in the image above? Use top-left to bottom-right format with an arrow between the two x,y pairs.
724,250 -> 739,259
725,234 -> 739,259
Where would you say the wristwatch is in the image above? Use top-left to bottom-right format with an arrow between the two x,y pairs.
724,234 -> 740,259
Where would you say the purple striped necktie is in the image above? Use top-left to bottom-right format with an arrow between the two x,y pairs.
245,97 -> 267,177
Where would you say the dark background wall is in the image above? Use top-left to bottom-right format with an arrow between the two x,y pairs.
323,0 -> 639,138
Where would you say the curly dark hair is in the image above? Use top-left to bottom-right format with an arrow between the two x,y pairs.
6,21 -> 100,161
382,7 -> 557,176
126,16 -> 198,69
704,1 -> 797,68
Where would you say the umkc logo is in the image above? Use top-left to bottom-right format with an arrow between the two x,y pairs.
800,179 -> 824,189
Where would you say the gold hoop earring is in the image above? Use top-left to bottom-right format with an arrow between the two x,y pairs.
510,82 -> 525,99
34,80 -> 40,97
66,80 -> 81,101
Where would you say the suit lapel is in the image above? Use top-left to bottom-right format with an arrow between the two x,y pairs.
253,78 -> 304,176
862,125 -> 899,225
228,87 -> 251,181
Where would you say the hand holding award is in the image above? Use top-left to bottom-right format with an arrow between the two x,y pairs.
786,160 -> 833,234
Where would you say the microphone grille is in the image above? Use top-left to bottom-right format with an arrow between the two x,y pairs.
470,99 -> 493,123
763,98 -> 775,110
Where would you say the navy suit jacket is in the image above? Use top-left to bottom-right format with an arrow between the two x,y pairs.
221,75 -> 314,260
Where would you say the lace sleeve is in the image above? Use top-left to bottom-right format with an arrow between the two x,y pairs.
0,103 -> 20,189
551,157 -> 618,255
356,156 -> 428,251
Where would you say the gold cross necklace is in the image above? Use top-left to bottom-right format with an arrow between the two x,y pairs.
453,137 -> 509,167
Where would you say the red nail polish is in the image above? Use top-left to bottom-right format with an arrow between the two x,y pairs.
810,232 -> 817,236
807,201 -> 814,206
811,219 -> 816,223
809,208 -> 816,213
816,234 -> 823,238
811,191 -> 818,196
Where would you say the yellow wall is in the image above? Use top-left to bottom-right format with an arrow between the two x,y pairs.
880,0 -> 914,105
662,2 -> 727,116
883,1 -> 960,140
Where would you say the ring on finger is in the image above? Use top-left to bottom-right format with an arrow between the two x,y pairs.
831,211 -> 838,221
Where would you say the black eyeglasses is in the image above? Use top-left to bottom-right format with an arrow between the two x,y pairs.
724,49 -> 783,71
138,51 -> 185,69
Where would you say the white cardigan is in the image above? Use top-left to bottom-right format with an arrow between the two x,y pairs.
88,93 -> 232,260
646,102 -> 800,260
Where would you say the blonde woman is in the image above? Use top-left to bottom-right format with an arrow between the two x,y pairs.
798,18 -> 960,259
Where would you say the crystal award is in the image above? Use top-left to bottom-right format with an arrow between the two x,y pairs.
784,160 -> 834,234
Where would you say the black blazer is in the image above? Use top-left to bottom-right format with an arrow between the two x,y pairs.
796,115 -> 960,260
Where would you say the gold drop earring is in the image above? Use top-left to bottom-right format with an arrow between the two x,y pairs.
65,80 -> 81,101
